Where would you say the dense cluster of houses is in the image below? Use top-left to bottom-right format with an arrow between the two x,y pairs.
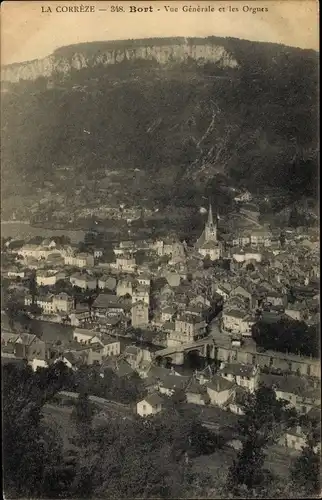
1,206 -> 320,452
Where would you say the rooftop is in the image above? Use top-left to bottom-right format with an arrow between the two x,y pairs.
143,392 -> 164,407
219,362 -> 257,378
207,375 -> 236,393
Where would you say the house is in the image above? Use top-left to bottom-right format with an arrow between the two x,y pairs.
73,328 -> 100,345
36,270 -> 61,287
170,314 -> 207,345
137,392 -> 165,417
234,190 -> 252,203
69,304 -> 92,326
114,254 -> 136,273
7,268 -> 26,279
278,426 -> 312,452
70,273 -> 97,290
8,333 -> 47,362
219,362 -> 260,393
185,380 -> 210,405
116,279 -> 133,297
132,284 -> 150,306
222,309 -> 255,336
229,386 -> 247,415
52,293 -> 74,314
64,253 -> 94,268
158,374 -> 191,396
250,228 -> 272,247
232,248 -> 262,263
137,274 -> 151,287
199,240 -> 222,261
206,375 -> 236,407
260,373 -> 321,414
123,345 -> 143,369
214,283 -> 232,300
99,336 -> 120,357
131,301 -> 149,327
264,291 -> 287,308
58,352 -> 81,370
92,294 -> 123,317
100,358 -> 135,378
161,306 -> 176,323
97,275 -> 117,291
25,294 -> 55,314
94,249 -> 104,259
284,303 -> 306,321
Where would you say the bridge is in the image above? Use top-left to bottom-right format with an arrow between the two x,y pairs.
154,337 -> 215,365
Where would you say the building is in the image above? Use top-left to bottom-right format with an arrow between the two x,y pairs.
5,333 -> 47,362
185,380 -> 210,405
136,393 -> 165,417
132,301 -> 149,327
137,274 -> 151,287
196,203 -> 218,250
52,293 -> 74,314
261,373 -> 321,415
219,362 -> 260,393
116,279 -> 133,297
231,248 -> 262,263
250,228 -> 272,247
97,275 -> 117,291
64,253 -> 94,268
206,375 -> 236,407
168,314 -> 207,346
70,273 -> 97,290
25,294 -> 54,314
222,309 -> 256,336
199,240 -> 222,261
92,294 -> 125,318
132,284 -> 150,306
234,190 -> 252,203
73,328 -> 100,345
161,307 -> 176,323
99,336 -> 120,357
36,270 -> 64,287
114,254 -> 136,272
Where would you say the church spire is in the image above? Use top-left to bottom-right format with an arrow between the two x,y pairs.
207,203 -> 214,226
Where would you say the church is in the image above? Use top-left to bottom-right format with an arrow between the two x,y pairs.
195,203 -> 222,261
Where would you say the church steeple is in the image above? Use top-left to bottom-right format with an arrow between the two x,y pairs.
205,202 -> 217,242
207,203 -> 214,226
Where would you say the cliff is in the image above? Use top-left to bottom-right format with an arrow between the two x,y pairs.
1,37 -> 318,223
1,38 -> 238,82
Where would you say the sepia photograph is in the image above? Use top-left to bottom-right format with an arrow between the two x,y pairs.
1,1 -> 320,498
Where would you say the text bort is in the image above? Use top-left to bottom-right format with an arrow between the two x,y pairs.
129,6 -> 153,12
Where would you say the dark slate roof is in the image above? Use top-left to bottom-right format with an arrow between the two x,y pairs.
219,363 -> 256,378
143,392 -> 165,407
93,294 -> 119,308
206,375 -> 235,393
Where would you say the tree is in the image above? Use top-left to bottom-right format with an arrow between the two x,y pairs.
3,362 -> 75,498
71,391 -> 95,429
290,444 -> 320,495
252,318 -> 319,358
27,269 -> 38,304
227,385 -> 293,494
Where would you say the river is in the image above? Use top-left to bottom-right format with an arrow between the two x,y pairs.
1,221 -> 87,244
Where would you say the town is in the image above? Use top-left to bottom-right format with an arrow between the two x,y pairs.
2,196 -> 320,456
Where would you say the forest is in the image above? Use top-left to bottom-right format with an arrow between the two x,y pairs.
1,37 -> 318,216
3,361 -> 320,499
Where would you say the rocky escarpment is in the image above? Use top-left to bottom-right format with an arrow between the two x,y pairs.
1,38 -> 238,82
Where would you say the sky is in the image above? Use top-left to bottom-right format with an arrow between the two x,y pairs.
1,0 -> 319,65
